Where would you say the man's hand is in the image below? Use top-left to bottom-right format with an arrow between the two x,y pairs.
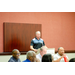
62,54 -> 69,62
34,49 -> 37,53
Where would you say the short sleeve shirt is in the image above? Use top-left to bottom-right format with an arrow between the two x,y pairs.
53,53 -> 68,62
36,53 -> 42,62
30,37 -> 45,49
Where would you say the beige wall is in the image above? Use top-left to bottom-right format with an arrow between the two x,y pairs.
0,55 -> 26,62
0,53 -> 75,62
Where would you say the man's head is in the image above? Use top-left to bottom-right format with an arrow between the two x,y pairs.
58,47 -> 65,56
27,51 -> 36,62
40,46 -> 47,57
12,49 -> 20,59
35,31 -> 41,39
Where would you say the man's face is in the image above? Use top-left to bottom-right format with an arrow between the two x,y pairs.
40,48 -> 47,57
36,33 -> 41,38
58,48 -> 64,56
12,51 -> 20,59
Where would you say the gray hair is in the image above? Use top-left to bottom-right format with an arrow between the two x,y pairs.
40,46 -> 47,51
36,31 -> 41,34
26,51 -> 35,59
12,49 -> 19,54
58,47 -> 64,51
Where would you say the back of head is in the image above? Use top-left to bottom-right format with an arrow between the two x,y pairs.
40,46 -> 47,51
26,51 -> 35,59
42,54 -> 52,62
69,58 -> 75,62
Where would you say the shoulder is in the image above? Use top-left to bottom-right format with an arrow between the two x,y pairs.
23,60 -> 26,62
8,57 -> 14,62
31,38 -> 36,42
23,59 -> 30,62
36,53 -> 41,58
32,38 -> 36,40
40,38 -> 44,41
53,53 -> 58,57
31,38 -> 35,43
36,53 -> 41,61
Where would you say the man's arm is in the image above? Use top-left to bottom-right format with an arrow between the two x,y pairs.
53,56 -> 63,62
30,46 -> 37,53
53,54 -> 69,62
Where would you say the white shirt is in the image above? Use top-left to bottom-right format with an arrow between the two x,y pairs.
36,53 -> 42,62
53,53 -> 68,62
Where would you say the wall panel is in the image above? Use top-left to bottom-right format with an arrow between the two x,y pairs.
3,22 -> 41,52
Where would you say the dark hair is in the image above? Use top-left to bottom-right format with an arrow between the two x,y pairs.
58,47 -> 64,51
69,58 -> 75,62
42,54 -> 52,62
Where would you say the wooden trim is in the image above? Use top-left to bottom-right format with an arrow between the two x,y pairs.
55,50 -> 75,53
0,52 -> 27,55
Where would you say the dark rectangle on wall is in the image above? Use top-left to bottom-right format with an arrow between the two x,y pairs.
3,22 -> 41,52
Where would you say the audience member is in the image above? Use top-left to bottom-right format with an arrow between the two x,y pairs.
8,49 -> 21,62
23,51 -> 36,62
42,54 -> 53,62
36,46 -> 47,62
69,58 -> 75,62
53,47 -> 69,62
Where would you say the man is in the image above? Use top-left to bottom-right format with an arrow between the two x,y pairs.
53,47 -> 69,62
8,49 -> 21,62
30,31 -> 47,53
36,46 -> 47,62
23,51 -> 36,62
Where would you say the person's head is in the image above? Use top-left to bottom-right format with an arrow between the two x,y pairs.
12,49 -> 20,59
69,58 -> 75,62
58,47 -> 64,56
42,54 -> 52,62
40,46 -> 47,57
27,51 -> 36,62
35,31 -> 41,39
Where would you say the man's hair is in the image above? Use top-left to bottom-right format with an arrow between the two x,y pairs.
42,54 -> 52,62
58,47 -> 64,51
26,51 -> 35,59
40,46 -> 46,51
36,31 -> 40,34
12,49 -> 19,54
